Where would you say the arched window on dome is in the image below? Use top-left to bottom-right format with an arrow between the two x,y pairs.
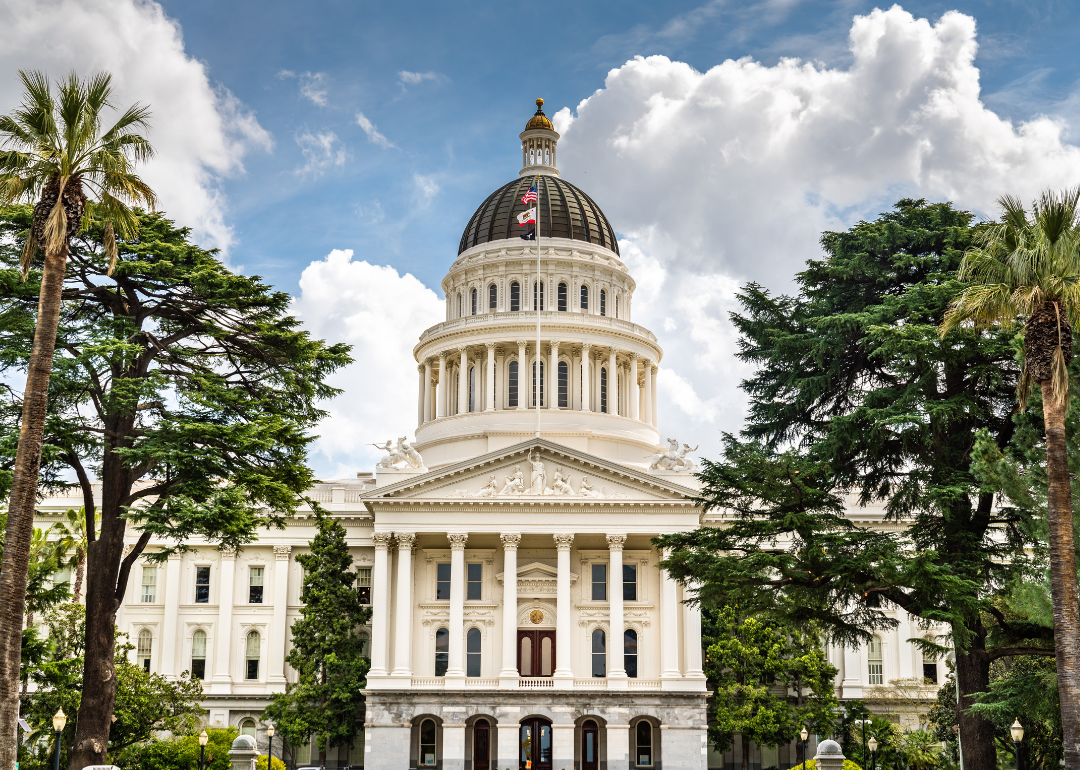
533,281 -> 545,311
614,294 -> 620,319
510,282 -> 521,312
457,293 -> 463,318
489,284 -> 498,311
600,367 -> 608,413
532,360 -> 545,407
580,284 -> 589,311
600,289 -> 607,317
557,282 -> 567,311
471,288 -> 477,316
508,361 -> 519,408
468,366 -> 476,412
558,361 -> 568,408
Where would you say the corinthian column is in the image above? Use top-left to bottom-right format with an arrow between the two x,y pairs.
607,534 -> 627,686
268,545 -> 291,691
391,533 -> 416,679
580,343 -> 591,412
549,340 -> 560,409
516,341 -> 528,410
423,360 -> 433,422
553,533 -> 575,688
628,354 -> 640,421
368,532 -> 392,679
485,342 -> 496,412
660,548 -> 681,685
210,548 -> 236,693
446,533 -> 468,683
160,554 -> 181,680
457,347 -> 468,414
651,364 -> 659,428
437,353 -> 447,419
642,360 -> 653,426
499,533 -> 521,687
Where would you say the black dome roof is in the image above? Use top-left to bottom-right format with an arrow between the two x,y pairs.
458,175 -> 619,256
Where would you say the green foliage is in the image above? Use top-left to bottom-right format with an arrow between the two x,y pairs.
792,760 -> 863,770
256,754 -> 287,770
705,607 -> 838,755
264,511 -> 371,760
114,728 -> 237,770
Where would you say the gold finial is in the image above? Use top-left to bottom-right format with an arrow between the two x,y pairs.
536,98 -> 544,108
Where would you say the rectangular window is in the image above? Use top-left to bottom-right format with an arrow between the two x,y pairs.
436,563 -> 451,600
141,565 -> 156,603
194,566 -> 210,603
191,657 -> 206,680
869,662 -> 883,685
592,563 -> 607,601
247,658 -> 259,680
508,361 -> 519,408
249,566 -> 264,604
357,567 -> 372,605
623,564 -> 637,601
467,563 -> 482,601
923,662 -> 938,684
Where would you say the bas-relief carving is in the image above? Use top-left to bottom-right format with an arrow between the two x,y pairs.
647,438 -> 699,473
452,459 -> 630,499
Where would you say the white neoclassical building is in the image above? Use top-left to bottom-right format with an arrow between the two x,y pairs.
30,100 -> 945,770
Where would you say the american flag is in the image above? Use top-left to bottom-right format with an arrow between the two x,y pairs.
521,182 -> 538,205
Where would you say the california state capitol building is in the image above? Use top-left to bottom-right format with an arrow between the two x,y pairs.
31,100 -> 945,770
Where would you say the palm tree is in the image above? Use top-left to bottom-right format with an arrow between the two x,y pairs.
941,188 -> 1080,768
52,507 -> 96,603
0,70 -> 155,770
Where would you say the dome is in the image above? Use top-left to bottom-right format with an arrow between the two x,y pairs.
231,735 -> 257,750
525,98 -> 554,130
816,740 -> 843,756
458,175 -> 619,255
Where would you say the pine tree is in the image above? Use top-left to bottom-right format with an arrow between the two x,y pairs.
265,512 -> 371,768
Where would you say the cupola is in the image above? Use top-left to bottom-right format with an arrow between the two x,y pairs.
519,98 -> 559,177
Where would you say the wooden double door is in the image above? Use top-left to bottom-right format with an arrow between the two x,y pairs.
519,718 -> 552,770
517,630 -> 555,677
474,720 -> 491,770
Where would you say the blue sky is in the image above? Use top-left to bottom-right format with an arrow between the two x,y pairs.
6,0 -> 1080,476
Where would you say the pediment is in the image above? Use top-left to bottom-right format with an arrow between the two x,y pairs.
363,439 -> 696,504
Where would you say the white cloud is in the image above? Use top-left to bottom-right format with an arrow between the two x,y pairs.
356,112 -> 395,149
294,131 -> 349,177
291,250 -> 444,476
556,5 -> 1080,458
413,173 -> 440,203
399,70 -> 445,87
278,70 -> 329,107
0,0 -> 271,255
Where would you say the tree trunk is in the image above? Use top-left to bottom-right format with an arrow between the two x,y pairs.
955,641 -> 997,770
0,242 -> 69,770
1040,380 -> 1080,767
72,547 -> 85,603
741,736 -> 750,770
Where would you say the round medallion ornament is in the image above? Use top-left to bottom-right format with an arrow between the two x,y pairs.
530,610 -> 544,625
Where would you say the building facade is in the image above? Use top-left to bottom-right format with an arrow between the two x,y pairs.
30,100 -> 943,770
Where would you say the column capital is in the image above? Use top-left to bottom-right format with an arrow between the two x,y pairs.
500,533 -> 522,550
272,545 -> 292,561
457,346 -> 469,355
553,533 -> 575,551
395,532 -> 417,549
418,364 -> 425,373
438,351 -> 447,361
606,534 -> 627,551
516,340 -> 529,348
628,352 -> 638,362
485,341 -> 496,349
448,533 -> 469,550
372,532 -> 393,549
550,339 -> 561,347
581,341 -> 592,351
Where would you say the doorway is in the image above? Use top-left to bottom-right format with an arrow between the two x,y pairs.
581,720 -> 599,770
519,718 -> 552,770
517,630 -> 555,677
474,719 -> 491,770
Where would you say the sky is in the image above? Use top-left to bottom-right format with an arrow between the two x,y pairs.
4,0 -> 1080,478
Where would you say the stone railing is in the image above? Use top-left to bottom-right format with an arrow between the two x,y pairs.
519,677 -> 555,689
627,679 -> 663,690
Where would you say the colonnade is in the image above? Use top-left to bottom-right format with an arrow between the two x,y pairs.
366,532 -> 704,689
416,343 -> 659,428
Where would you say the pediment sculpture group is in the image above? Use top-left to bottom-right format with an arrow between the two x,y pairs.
371,437 -> 425,469
455,451 -> 628,499
647,438 -> 698,473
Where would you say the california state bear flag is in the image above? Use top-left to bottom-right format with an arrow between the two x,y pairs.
516,207 -> 536,226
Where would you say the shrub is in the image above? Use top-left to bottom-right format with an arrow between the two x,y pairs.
257,755 -> 287,770
114,727 -> 237,770
793,760 -> 864,770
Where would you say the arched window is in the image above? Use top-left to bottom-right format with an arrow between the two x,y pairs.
191,629 -> 207,680
137,629 -> 152,672
245,630 -> 260,680
359,632 -> 370,659
868,635 -> 883,684
240,719 -> 257,738
489,284 -> 497,310
468,366 -> 476,412
558,361 -> 568,408
532,360 -> 545,407
458,293 -> 463,318
591,629 -> 606,677
600,367 -> 608,413
420,719 -> 438,766
533,281 -> 544,310
580,284 -> 589,310
557,282 -> 568,311
634,722 -> 653,766
466,628 -> 482,677
508,361 -> 519,408
435,627 -> 449,676
600,289 -> 607,316
624,628 -> 638,678
471,288 -> 477,315
510,281 -> 521,312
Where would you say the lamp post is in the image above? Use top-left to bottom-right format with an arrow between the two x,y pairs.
199,729 -> 209,770
51,709 -> 67,770
867,736 -> 878,770
1011,719 -> 1024,770
799,726 -> 809,770
267,724 -> 275,768
853,718 -> 872,766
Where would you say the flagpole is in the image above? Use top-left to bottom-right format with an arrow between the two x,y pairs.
535,169 -> 541,439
